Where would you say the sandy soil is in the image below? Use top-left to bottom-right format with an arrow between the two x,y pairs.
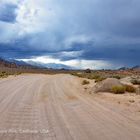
0,74 -> 140,140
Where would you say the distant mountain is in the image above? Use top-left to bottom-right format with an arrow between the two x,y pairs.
6,59 -> 29,65
44,63 -> 72,69
0,57 -> 72,70
25,61 -> 72,69
118,67 -> 129,70
132,65 -> 140,70
1,57 -> 139,71
0,58 -> 18,68
118,65 -> 140,71
23,61 -> 46,68
0,58 -> 38,69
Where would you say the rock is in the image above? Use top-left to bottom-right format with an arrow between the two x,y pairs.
93,78 -> 123,93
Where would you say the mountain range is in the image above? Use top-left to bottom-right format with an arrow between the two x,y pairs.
0,57 -> 140,70
0,58 -> 72,69
25,61 -> 72,69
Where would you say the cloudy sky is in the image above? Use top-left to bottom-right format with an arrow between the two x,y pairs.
0,0 -> 140,69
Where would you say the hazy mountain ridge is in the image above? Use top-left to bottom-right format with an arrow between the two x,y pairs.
0,58 -> 37,69
0,58 -> 18,68
0,57 -> 140,70
0,58 -> 72,69
22,60 -> 73,69
118,66 -> 140,71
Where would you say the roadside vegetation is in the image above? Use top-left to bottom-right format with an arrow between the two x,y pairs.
112,86 -> 126,94
0,71 -> 9,78
71,69 -> 140,94
82,80 -> 90,85
111,85 -> 136,94
71,69 -> 127,82
137,86 -> 140,94
125,85 -> 136,93
0,71 -> 22,78
131,78 -> 140,85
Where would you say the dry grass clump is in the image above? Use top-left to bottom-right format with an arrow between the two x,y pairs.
131,79 -> 140,85
82,80 -> 90,85
129,99 -> 135,103
71,72 -> 85,78
111,85 -> 136,94
90,75 -> 106,82
0,70 -> 22,78
136,86 -> 140,94
0,71 -> 8,78
112,86 -> 126,94
95,77 -> 106,83
110,75 -> 123,79
125,85 -> 136,93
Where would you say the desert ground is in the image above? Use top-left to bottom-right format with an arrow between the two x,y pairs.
0,74 -> 140,140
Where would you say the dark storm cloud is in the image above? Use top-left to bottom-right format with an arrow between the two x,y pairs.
0,0 -> 140,68
80,44 -> 140,66
0,3 -> 17,23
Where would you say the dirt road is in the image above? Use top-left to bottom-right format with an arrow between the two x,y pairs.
0,74 -> 140,140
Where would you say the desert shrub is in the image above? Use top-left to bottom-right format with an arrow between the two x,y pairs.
92,75 -> 106,82
95,77 -> 106,82
71,72 -> 84,78
77,74 -> 85,78
131,79 -> 140,85
85,69 -> 91,73
0,71 -> 8,78
16,72 -> 22,75
129,100 -> 135,103
92,75 -> 100,79
137,86 -> 140,94
111,75 -> 122,79
112,86 -> 126,94
125,85 -> 136,93
82,80 -> 90,85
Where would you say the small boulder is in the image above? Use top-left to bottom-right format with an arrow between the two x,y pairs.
93,78 -> 123,93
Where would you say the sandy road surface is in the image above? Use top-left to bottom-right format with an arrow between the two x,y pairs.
0,74 -> 140,140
